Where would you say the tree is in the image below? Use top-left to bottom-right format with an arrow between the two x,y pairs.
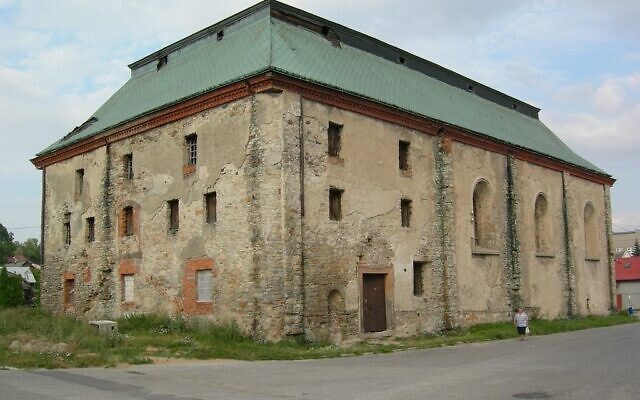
0,223 -> 16,263
633,239 -> 640,257
0,267 -> 24,307
15,238 -> 41,264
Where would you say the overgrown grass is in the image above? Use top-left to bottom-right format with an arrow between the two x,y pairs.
0,307 -> 636,369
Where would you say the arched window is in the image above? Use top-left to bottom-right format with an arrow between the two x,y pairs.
584,202 -> 598,259
534,193 -> 551,253
472,180 -> 492,248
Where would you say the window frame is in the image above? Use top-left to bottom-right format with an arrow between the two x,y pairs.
168,199 -> 180,232
86,217 -> 95,243
196,269 -> 213,303
329,188 -> 343,221
401,198 -> 412,228
399,140 -> 410,171
186,134 -> 198,166
205,192 -> 217,224
327,122 -> 343,157
121,274 -> 135,303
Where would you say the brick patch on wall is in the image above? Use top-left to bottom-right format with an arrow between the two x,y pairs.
182,258 -> 217,315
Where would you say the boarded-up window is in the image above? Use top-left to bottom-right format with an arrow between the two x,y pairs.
534,193 -> 551,253
64,278 -> 75,307
197,269 -> 213,302
186,134 -> 197,165
399,141 -> 410,171
168,200 -> 179,232
413,262 -> 425,296
205,192 -> 217,224
329,188 -> 343,221
63,213 -> 71,245
124,154 -> 133,180
75,169 -> 84,197
401,199 -> 412,227
584,203 -> 598,259
86,217 -> 95,243
328,122 -> 342,157
122,274 -> 134,303
472,180 -> 492,248
124,207 -> 134,236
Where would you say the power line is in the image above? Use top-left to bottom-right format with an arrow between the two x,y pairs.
7,226 -> 40,230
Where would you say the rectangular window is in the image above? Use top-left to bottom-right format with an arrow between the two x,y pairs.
124,207 -> 134,236
63,213 -> 71,245
196,269 -> 213,302
186,134 -> 197,165
75,169 -> 85,196
329,188 -> 343,221
413,262 -> 425,296
86,217 -> 95,243
401,199 -> 412,228
328,122 -> 342,157
122,275 -> 134,303
205,192 -> 217,224
399,141 -> 410,171
168,200 -> 179,232
124,154 -> 133,180
64,279 -> 75,307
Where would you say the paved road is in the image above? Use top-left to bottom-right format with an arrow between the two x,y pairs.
1,323 -> 639,400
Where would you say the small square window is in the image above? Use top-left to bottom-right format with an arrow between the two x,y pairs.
329,188 -> 343,221
168,200 -> 179,232
197,270 -> 213,302
205,192 -> 217,224
122,274 -> 134,303
328,122 -> 342,157
86,217 -> 95,243
401,199 -> 412,228
399,141 -> 410,171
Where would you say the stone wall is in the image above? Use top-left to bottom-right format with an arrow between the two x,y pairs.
41,88 -> 614,342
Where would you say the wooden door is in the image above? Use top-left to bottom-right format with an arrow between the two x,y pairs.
363,274 -> 386,332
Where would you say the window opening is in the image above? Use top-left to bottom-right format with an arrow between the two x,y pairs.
197,269 -> 213,302
64,278 -> 75,307
328,122 -> 342,157
75,169 -> 84,197
122,275 -> 134,303
168,200 -> 179,232
124,154 -> 133,179
86,217 -> 95,243
329,188 -> 343,221
401,199 -> 412,228
186,134 -> 197,165
205,192 -> 217,224
63,213 -> 71,245
413,262 -> 425,296
124,207 -> 134,236
399,141 -> 410,171
157,55 -> 168,70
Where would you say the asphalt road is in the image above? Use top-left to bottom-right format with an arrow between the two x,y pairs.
1,322 -> 639,400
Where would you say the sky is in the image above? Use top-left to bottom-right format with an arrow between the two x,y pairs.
0,0 -> 639,242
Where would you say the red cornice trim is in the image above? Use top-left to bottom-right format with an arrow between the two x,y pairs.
31,72 -> 614,186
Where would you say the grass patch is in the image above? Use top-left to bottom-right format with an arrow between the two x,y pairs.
0,307 -> 636,369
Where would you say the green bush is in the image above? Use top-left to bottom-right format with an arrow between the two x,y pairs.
0,267 -> 24,307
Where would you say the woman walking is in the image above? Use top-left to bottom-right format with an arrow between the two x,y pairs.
514,307 -> 529,341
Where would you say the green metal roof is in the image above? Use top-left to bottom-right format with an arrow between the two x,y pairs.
37,1 -> 607,177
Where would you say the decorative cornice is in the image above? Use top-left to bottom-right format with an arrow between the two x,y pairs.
30,72 -> 614,186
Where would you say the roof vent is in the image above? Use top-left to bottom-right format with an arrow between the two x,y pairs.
217,30 -> 224,41
467,84 -> 474,92
157,55 -> 168,70
398,56 -> 406,65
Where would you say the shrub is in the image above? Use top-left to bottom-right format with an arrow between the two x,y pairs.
0,267 -> 24,307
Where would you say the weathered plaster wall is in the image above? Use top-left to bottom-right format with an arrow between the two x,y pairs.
451,142 -> 510,325
566,175 -> 611,315
297,95 -> 441,340
515,161 -> 567,318
41,87 -> 614,342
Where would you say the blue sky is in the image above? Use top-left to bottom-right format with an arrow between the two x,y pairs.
1,0 -> 639,241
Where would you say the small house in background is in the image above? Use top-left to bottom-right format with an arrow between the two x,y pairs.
615,257 -> 640,311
